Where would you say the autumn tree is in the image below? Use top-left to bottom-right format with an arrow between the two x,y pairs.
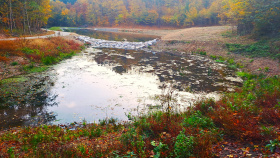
0,0 -> 52,35
220,0 -> 280,36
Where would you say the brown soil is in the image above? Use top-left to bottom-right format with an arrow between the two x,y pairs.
0,57 -> 29,80
137,26 -> 280,76
162,26 -> 232,41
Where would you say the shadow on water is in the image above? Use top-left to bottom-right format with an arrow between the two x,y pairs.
0,76 -> 58,129
65,28 -> 159,42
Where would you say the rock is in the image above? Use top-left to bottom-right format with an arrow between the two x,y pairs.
77,36 -> 159,50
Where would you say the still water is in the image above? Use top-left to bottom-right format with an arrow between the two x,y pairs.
0,32 -> 242,129
65,28 -> 159,42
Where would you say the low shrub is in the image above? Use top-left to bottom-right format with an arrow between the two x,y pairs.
174,130 -> 195,157
183,111 -> 215,129
42,56 -> 57,65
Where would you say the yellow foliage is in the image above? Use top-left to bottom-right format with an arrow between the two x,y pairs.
61,8 -> 70,16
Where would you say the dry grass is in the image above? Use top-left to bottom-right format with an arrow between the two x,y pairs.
0,34 -> 7,39
21,31 -> 55,37
161,26 -> 232,41
0,37 -> 83,80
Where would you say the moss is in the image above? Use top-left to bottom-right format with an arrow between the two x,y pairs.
0,76 -> 28,84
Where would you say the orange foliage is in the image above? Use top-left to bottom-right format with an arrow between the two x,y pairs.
0,40 -> 23,62
0,37 -> 82,63
193,87 -> 280,142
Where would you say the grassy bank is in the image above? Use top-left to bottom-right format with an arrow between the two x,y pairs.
0,73 -> 279,157
0,37 -> 83,74
48,27 -> 63,31
0,37 -> 84,108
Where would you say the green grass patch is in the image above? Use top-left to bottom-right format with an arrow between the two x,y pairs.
225,40 -> 279,59
167,40 -> 191,45
22,47 -> 40,55
42,56 -> 57,65
210,55 -> 217,60
23,65 -> 49,73
221,30 -> 237,38
10,62 -> 19,66
48,27 -> 63,31
0,76 -> 28,84
215,59 -> 224,63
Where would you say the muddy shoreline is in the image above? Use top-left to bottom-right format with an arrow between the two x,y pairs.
90,26 -> 280,76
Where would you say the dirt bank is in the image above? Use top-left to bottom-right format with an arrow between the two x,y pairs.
126,25 -> 280,76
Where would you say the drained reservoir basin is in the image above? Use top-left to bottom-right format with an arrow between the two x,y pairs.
0,31 -> 242,129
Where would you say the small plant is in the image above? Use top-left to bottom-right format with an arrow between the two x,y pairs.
31,133 -> 44,147
236,71 -> 256,79
21,47 -> 35,54
82,119 -> 87,126
183,111 -> 215,129
215,59 -> 224,63
221,31 -> 234,37
210,55 -> 217,59
116,151 -> 137,158
199,51 -> 207,55
131,135 -> 145,157
10,61 -> 19,66
264,67 -> 270,72
261,125 -> 276,137
7,147 -> 15,158
174,130 -> 195,157
266,139 -> 280,153
151,141 -> 169,158
120,127 -> 137,146
42,56 -> 56,65
78,145 -> 86,155
90,126 -> 102,138
226,41 -> 271,58
108,118 -> 118,125
227,58 -> 235,65
99,119 -> 107,126
228,64 -> 237,69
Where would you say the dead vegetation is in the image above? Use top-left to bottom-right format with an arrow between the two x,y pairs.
0,37 -> 83,80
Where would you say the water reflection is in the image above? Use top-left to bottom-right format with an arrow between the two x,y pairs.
0,89 -> 58,130
94,49 -> 242,92
0,47 -> 242,129
43,48 -> 242,125
66,29 -> 159,42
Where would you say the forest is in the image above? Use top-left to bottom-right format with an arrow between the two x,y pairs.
0,0 -> 51,34
0,0 -> 279,37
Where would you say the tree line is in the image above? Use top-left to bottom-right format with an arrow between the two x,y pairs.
219,0 -> 280,36
0,0 -> 51,35
47,0 -> 280,36
48,0 -> 221,27
0,0 -> 279,37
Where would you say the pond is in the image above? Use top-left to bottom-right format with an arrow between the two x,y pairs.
0,33 -> 243,129
64,28 -> 159,42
